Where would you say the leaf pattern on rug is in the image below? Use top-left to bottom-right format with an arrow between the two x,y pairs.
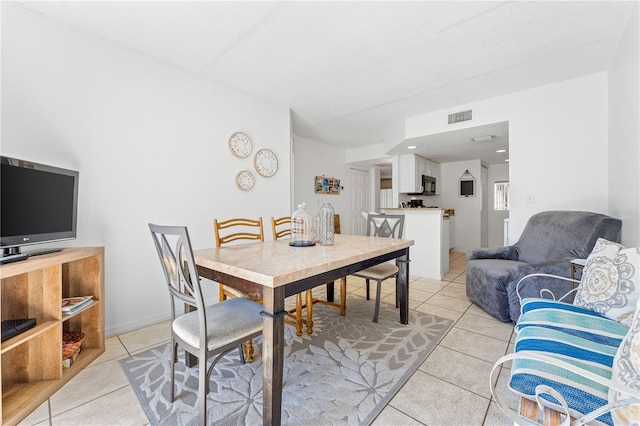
120,294 -> 452,425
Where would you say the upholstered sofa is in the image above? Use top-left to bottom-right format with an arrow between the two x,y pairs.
466,211 -> 622,323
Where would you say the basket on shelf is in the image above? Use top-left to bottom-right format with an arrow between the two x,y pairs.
62,332 -> 85,368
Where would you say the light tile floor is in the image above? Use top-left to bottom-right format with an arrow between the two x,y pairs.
21,251 -> 518,425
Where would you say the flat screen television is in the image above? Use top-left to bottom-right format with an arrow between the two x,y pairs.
1,156 -> 79,256
460,180 -> 475,197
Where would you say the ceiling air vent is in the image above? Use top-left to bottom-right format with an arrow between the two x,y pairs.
448,110 -> 472,124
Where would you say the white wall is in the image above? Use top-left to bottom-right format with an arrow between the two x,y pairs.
1,4 -> 291,336
487,163 -> 510,247
345,143 -> 388,164
405,73 -> 610,244
292,136 -> 352,233
370,167 -> 382,212
439,160 -> 483,250
608,2 -> 639,247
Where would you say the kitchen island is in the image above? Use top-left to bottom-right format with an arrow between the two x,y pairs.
381,208 -> 449,280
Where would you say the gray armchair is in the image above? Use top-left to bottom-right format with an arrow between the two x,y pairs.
465,211 -> 622,323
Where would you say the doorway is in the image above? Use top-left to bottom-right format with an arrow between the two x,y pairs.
349,168 -> 369,235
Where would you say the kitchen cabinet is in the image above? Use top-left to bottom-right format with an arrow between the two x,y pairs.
430,161 -> 441,194
448,217 -> 455,249
420,157 -> 431,176
381,208 -> 448,279
442,218 -> 450,274
398,154 -> 422,193
398,154 -> 441,194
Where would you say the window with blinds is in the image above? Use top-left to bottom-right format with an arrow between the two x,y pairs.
494,181 -> 510,211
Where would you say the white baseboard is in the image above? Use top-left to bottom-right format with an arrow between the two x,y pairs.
105,293 -> 221,338
105,311 -> 171,338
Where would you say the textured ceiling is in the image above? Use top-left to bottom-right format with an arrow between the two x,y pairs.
18,1 -> 635,164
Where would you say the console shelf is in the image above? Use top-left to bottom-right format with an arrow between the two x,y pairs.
0,247 -> 105,425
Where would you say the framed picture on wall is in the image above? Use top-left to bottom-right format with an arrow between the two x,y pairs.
459,169 -> 476,197
460,180 -> 474,197
315,176 -> 341,194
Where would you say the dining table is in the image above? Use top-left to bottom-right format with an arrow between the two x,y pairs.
193,233 -> 413,426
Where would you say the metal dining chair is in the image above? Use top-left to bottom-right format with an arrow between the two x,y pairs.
148,224 -> 263,426
352,213 -> 405,322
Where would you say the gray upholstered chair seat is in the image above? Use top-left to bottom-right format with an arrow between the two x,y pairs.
173,297 -> 263,351
352,213 -> 405,322
354,263 -> 398,281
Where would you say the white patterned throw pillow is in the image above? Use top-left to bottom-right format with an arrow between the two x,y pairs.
609,298 -> 640,425
573,238 -> 639,326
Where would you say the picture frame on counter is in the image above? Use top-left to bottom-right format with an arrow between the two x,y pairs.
314,176 -> 341,195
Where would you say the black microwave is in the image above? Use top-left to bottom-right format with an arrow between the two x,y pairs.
423,175 -> 436,195
410,175 -> 436,196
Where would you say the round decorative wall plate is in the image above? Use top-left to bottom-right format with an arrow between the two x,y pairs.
253,149 -> 278,177
235,170 -> 255,191
228,132 -> 253,158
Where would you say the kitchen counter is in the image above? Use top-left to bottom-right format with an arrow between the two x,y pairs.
384,207 -> 443,211
381,208 -> 449,280
385,207 -> 453,217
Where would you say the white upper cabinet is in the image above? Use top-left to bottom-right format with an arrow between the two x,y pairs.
430,161 -> 441,194
399,154 -> 422,193
421,157 -> 431,177
399,154 -> 441,193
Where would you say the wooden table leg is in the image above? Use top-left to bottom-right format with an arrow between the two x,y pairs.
397,249 -> 410,325
306,290 -> 314,335
261,286 -> 285,426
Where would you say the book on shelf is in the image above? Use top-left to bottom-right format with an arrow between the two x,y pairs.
62,296 -> 93,314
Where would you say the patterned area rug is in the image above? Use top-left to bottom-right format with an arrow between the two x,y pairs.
119,294 -> 452,425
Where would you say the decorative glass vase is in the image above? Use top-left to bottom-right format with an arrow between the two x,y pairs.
290,203 -> 315,247
312,213 -> 320,243
317,202 -> 335,245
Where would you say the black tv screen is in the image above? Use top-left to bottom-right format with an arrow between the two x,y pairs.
460,180 -> 474,197
1,156 -> 79,253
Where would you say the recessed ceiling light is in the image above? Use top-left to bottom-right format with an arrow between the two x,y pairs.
505,158 -> 510,162
496,149 -> 507,153
407,145 -> 417,149
471,135 -> 495,142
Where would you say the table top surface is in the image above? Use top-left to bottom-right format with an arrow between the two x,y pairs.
194,234 -> 413,288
